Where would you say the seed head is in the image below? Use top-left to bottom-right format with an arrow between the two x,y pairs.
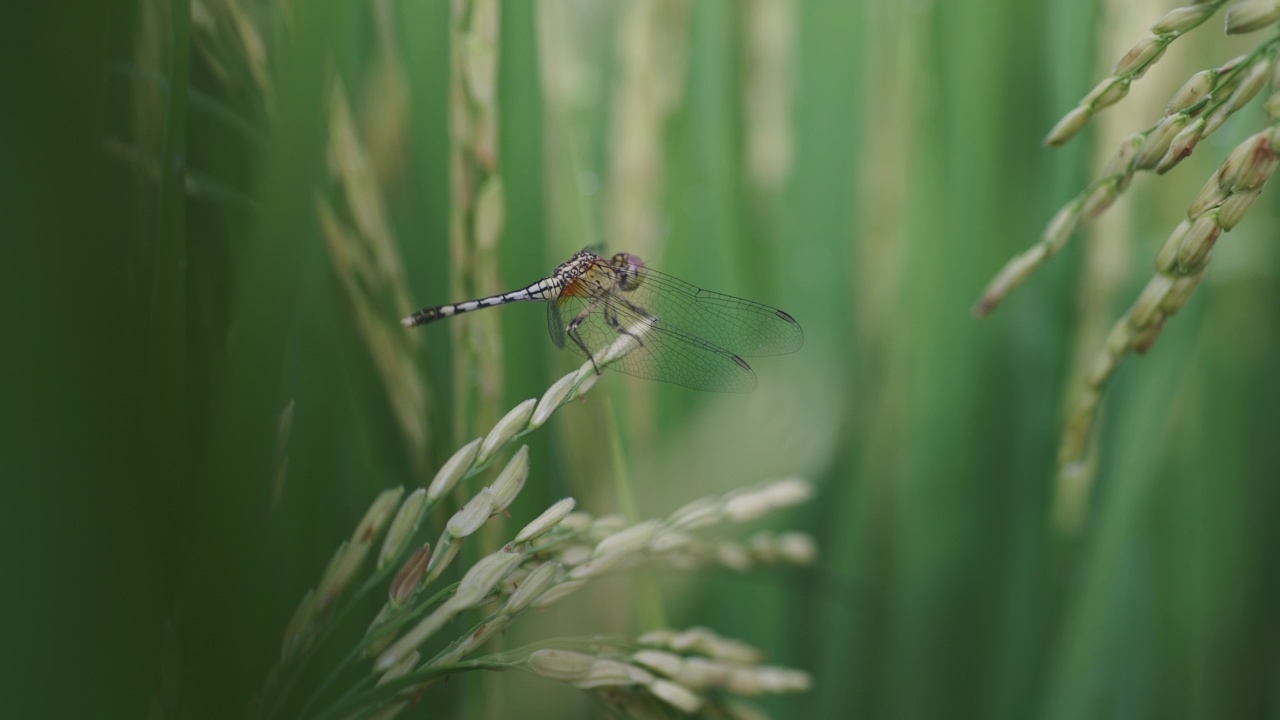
527,649 -> 595,680
531,372 -> 579,427
1165,70 -> 1215,114
1156,118 -> 1206,174
648,678 -> 704,713
488,446 -> 529,512
1152,5 -> 1219,34
1111,35 -> 1166,78
446,488 -> 496,538
1224,0 -> 1280,34
1173,212 -> 1223,273
1083,77 -> 1131,110
1217,187 -> 1263,230
389,543 -> 431,605
1045,106 -> 1093,147
453,550 -> 524,608
572,659 -> 651,689
1155,219 -> 1193,273
1135,116 -> 1189,170
379,488 -> 427,569
502,561 -> 563,614
514,497 -> 576,543
477,399 -> 536,464
428,438 -> 482,501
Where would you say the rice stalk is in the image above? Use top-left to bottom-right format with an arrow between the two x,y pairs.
449,0 -> 506,442
605,0 -> 689,259
321,79 -> 430,472
743,0 -> 795,197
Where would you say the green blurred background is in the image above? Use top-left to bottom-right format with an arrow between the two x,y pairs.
5,0 -> 1280,718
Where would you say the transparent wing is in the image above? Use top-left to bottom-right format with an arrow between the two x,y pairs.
615,266 -> 804,357
548,293 -> 758,393
547,298 -> 568,349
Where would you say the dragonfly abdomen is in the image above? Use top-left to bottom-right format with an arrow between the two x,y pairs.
401,280 -> 560,327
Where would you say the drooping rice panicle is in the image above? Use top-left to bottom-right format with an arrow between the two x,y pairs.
1057,124 -> 1280,475
1044,2 -> 1228,147
976,42 -> 1280,317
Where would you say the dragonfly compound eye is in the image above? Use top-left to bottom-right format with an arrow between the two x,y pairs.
611,253 -> 645,291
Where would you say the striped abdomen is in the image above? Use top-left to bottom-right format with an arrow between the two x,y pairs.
401,279 -> 559,328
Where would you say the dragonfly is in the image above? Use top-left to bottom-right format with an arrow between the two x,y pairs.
401,250 -> 803,393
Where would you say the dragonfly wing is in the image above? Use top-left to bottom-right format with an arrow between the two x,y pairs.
619,268 -> 804,357
546,300 -> 567,349
550,291 -> 757,393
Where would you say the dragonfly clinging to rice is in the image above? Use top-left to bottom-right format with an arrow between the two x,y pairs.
402,250 -> 803,393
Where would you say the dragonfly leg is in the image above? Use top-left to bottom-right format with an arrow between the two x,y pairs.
566,299 -> 603,374
603,298 -> 648,346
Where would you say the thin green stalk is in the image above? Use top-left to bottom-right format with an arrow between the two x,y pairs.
286,582 -> 460,719
112,63 -> 266,145
148,0 -> 189,378
605,397 -> 667,632
449,0 -> 506,444
312,659 -> 515,720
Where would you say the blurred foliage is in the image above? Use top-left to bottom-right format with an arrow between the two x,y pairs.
4,0 -> 1280,718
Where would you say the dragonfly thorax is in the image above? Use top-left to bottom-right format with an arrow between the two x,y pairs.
552,251 -> 645,298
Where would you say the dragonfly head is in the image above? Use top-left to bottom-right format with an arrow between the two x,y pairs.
610,253 -> 645,291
